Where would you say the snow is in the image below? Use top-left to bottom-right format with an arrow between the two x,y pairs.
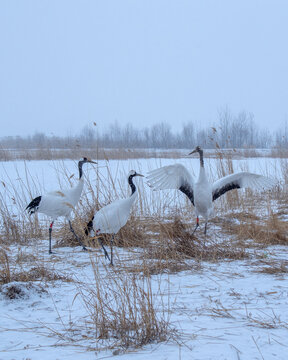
1,242 -> 288,359
0,156 -> 283,214
0,157 -> 287,359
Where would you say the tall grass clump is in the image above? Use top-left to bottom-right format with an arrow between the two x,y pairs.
0,248 -> 11,284
75,259 -> 173,350
0,162 -> 44,244
1,152 -> 286,263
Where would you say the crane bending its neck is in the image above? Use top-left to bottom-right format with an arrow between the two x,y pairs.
127,171 -> 144,196
128,174 -> 136,195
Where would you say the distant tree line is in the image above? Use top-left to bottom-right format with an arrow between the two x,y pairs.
1,109 -> 287,150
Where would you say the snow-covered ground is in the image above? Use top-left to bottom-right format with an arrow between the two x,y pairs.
0,157 -> 287,359
1,242 -> 288,360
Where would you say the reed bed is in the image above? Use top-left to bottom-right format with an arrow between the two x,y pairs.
0,151 -> 287,351
74,260 -> 173,350
0,153 -> 286,262
1,146 -> 288,162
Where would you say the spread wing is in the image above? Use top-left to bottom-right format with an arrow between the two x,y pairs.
147,164 -> 195,205
212,172 -> 277,201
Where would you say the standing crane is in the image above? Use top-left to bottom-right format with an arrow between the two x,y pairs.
86,170 -> 144,266
26,157 -> 97,254
147,146 -> 276,235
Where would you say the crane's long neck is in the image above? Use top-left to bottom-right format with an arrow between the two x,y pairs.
197,149 -> 208,183
198,149 -> 204,167
78,161 -> 85,179
70,177 -> 84,206
128,175 -> 136,196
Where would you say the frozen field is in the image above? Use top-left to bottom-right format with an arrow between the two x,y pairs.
0,156 -> 287,359
1,242 -> 288,360
0,156 -> 284,212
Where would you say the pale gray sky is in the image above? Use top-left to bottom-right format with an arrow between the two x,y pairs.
0,0 -> 288,137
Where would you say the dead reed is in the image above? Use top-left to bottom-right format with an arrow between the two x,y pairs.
256,261 -> 288,275
75,259 -> 174,350
0,248 -> 11,284
143,216 -> 248,264
0,153 -> 287,353
0,246 -> 71,286
220,212 -> 288,246
0,152 -> 286,274
1,146 -> 288,162
0,147 -> 185,162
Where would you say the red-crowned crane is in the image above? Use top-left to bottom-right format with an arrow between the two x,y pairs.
26,157 -> 97,254
86,170 -> 144,266
147,146 -> 277,235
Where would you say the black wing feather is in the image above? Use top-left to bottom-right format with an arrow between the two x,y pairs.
212,183 -> 240,202
26,196 -> 42,215
179,183 -> 195,206
85,215 -> 94,236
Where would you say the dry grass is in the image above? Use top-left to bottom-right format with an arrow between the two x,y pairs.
254,259 -> 288,275
0,246 -> 72,286
1,146 -> 288,162
142,217 -> 248,264
12,266 -> 71,283
0,248 -> 11,284
1,152 -> 286,273
0,152 -> 287,354
0,152 -> 287,277
220,213 -> 288,246
75,260 -> 174,350
0,147 -> 185,161
123,260 -> 195,276
0,282 -> 48,300
55,214 -> 147,251
0,162 -> 44,244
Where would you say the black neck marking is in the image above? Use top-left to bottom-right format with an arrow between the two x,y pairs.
128,175 -> 136,195
78,160 -> 85,179
199,149 -> 204,167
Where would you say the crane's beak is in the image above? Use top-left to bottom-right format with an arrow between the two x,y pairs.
86,159 -> 97,164
135,173 -> 144,177
82,157 -> 97,164
188,149 -> 197,156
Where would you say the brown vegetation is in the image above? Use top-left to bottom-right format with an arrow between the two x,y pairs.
0,152 -> 287,351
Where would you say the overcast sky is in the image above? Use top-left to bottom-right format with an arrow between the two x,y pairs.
1,0 -> 288,137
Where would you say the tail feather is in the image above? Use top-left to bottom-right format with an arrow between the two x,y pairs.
26,196 -> 41,215
85,215 -> 94,236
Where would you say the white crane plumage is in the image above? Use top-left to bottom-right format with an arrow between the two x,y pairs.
87,170 -> 143,266
26,157 -> 97,254
147,146 -> 276,235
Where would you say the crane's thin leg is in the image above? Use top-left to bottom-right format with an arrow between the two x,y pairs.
89,229 -> 110,261
93,229 -> 110,261
68,220 -> 87,251
204,221 -> 208,235
49,221 -> 54,254
203,221 -> 208,247
192,217 -> 199,236
110,234 -> 115,266
97,237 -> 110,261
